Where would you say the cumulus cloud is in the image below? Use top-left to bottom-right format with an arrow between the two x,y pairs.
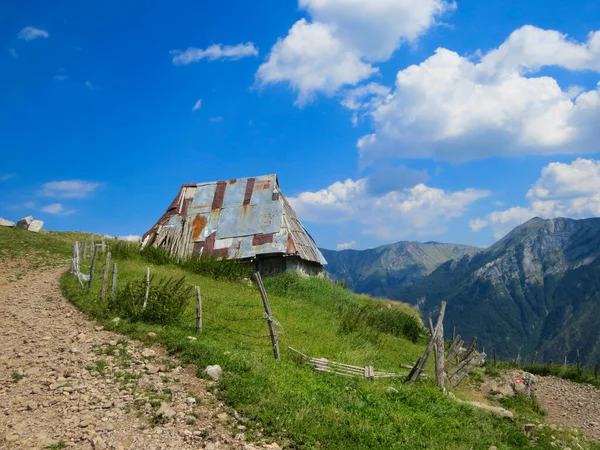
171,43 -> 258,65
41,180 -> 101,199
18,26 -> 49,41
41,203 -> 75,215
257,0 -> 453,104
192,99 -> 202,112
256,20 -> 377,106
358,25 -> 600,164
471,158 -> 600,238
288,178 -> 489,239
336,241 -> 357,250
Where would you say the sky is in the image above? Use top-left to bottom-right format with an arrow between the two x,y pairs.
2,0 -> 600,251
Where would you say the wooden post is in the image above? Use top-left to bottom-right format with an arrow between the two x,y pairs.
87,245 -> 98,292
452,353 -> 486,388
452,326 -> 456,341
101,235 -> 106,253
577,350 -> 581,374
100,251 -> 112,300
143,267 -> 150,309
111,263 -> 118,296
409,301 -> 446,384
447,349 -> 478,380
195,286 -> 202,333
254,272 -> 280,360
83,238 -> 88,261
445,334 -> 461,365
564,355 -> 568,370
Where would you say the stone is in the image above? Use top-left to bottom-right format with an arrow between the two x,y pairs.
148,332 -> 157,338
217,412 -> 228,421
386,387 -> 399,394
185,397 -> 196,405
524,424 -> 536,435
0,218 -> 15,227
187,336 -> 197,341
157,402 -> 176,419
5,434 -> 20,442
457,400 -> 514,420
16,216 -> 44,233
141,349 -> 156,358
204,443 -> 216,450
204,365 -> 223,382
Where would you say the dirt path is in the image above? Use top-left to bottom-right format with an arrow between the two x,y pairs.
536,375 -> 600,441
0,263 -> 278,450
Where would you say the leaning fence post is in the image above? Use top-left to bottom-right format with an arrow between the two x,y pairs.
101,235 -> 106,253
254,272 -> 280,360
409,301 -> 446,384
111,263 -> 118,296
195,286 -> 202,333
100,251 -> 112,300
143,267 -> 150,309
87,245 -> 98,292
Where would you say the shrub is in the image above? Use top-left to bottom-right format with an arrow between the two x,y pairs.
108,275 -> 192,325
181,254 -> 253,280
111,240 -> 140,260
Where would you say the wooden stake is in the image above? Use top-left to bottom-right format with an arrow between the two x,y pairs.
101,235 -> 106,253
100,251 -> 112,300
577,350 -> 581,374
409,301 -> 446,383
447,349 -> 478,380
452,353 -> 486,388
111,263 -> 118,296
87,245 -> 98,292
143,267 -> 150,309
254,272 -> 280,360
445,333 -> 462,366
195,286 -> 202,333
564,355 -> 568,370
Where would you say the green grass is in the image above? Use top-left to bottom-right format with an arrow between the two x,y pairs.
522,363 -> 600,389
3,226 -> 600,449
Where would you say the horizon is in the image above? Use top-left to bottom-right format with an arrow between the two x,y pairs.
2,1 -> 600,252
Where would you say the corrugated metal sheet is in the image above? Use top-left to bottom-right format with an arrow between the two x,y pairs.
142,174 -> 327,266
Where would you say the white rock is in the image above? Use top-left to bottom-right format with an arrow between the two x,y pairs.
157,402 -> 176,419
186,397 -> 197,405
28,220 -> 44,233
204,365 -> 223,382
15,216 -> 44,232
0,218 -> 15,227
16,215 -> 34,230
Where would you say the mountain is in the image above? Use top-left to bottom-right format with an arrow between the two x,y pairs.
398,217 -> 600,366
320,241 -> 482,298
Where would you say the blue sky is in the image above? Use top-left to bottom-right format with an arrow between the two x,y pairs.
2,0 -> 600,250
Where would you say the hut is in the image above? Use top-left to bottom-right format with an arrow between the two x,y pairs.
141,174 -> 327,275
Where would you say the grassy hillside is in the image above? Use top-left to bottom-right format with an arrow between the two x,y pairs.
2,226 -> 598,449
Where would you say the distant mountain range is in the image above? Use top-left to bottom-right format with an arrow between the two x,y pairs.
320,241 -> 481,298
322,217 -> 600,366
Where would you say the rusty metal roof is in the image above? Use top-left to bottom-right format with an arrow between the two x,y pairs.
142,174 -> 327,266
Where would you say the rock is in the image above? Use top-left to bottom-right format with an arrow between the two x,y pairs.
489,447 -> 498,450
157,402 -> 176,419
186,397 -> 197,405
217,412 -> 228,421
386,387 -> 399,394
204,365 -> 223,382
148,332 -> 157,338
457,400 -> 514,420
204,443 -> 216,450
111,317 -> 121,323
187,336 -> 197,341
0,218 -> 15,227
141,349 -> 156,358
524,423 -> 536,435
145,364 -> 159,374
16,216 -> 44,233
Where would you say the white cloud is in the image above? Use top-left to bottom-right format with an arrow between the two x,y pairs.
8,48 -> 18,58
336,241 -> 357,250
341,82 -> 391,125
358,26 -> 600,164
10,202 -> 36,210
299,0 -> 455,61
118,235 -> 142,242
192,99 -> 202,112
256,20 -> 377,106
472,158 -> 600,238
18,26 -> 49,41
85,81 -> 96,89
171,43 -> 258,65
41,203 -> 74,215
41,180 -> 101,199
257,0 -> 453,104
289,178 -> 489,239
1,173 -> 16,181
53,75 -> 67,82
209,116 -> 223,122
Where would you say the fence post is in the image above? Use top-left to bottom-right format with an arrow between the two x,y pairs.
409,301 -> 446,384
564,355 -> 568,370
111,263 -> 118,296
101,235 -> 106,253
577,350 -> 581,374
100,251 -> 112,300
195,286 -> 202,333
87,245 -> 98,292
254,272 -> 280,360
143,267 -> 150,309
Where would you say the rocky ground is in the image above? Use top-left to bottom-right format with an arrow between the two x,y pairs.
0,262 -> 280,450
536,376 -> 600,442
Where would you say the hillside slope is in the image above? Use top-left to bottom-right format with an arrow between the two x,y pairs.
321,241 -> 481,297
399,217 -> 600,365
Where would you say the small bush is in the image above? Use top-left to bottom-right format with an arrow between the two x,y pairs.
340,302 -> 424,343
181,254 -> 252,280
111,241 -> 140,260
140,245 -> 177,266
108,275 -> 192,325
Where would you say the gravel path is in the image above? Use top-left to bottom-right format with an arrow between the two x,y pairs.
0,262 -> 279,450
536,375 -> 600,442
